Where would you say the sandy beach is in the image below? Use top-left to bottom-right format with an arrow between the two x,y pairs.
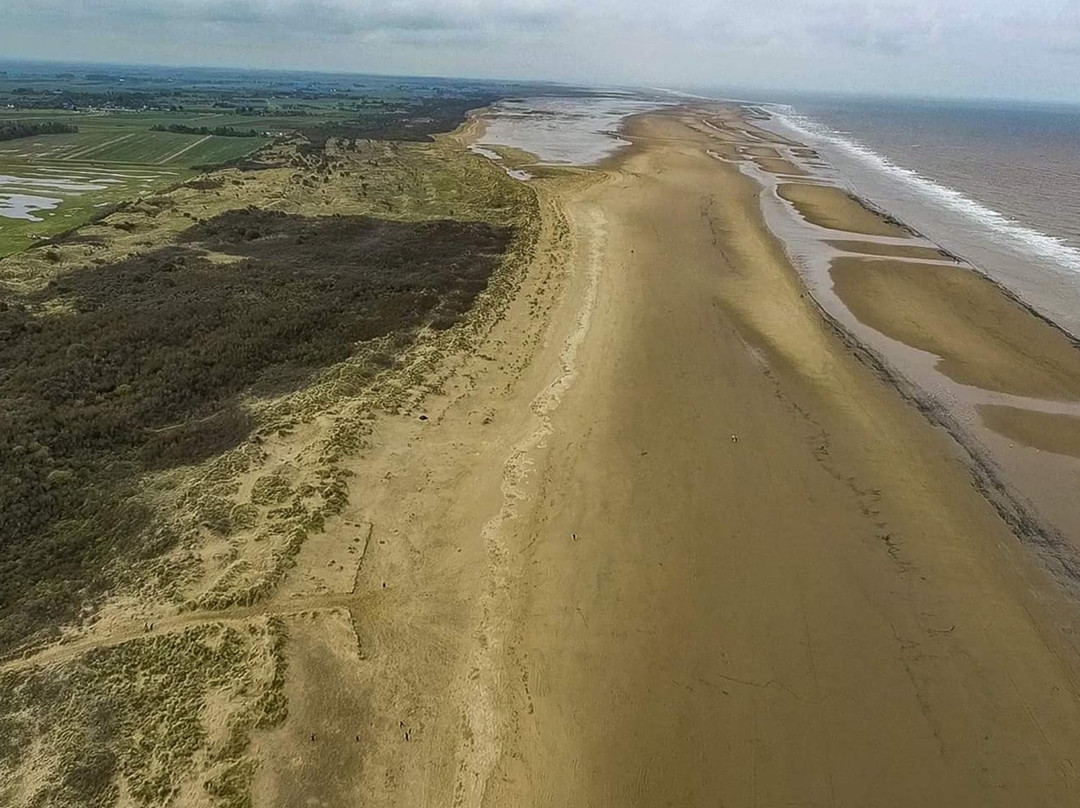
260,106 -> 1080,805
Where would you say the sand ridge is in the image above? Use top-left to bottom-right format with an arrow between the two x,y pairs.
826,238 -> 952,261
980,405 -> 1080,459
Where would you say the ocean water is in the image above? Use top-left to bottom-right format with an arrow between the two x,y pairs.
760,95 -> 1080,334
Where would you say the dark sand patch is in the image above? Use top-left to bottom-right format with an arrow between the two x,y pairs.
980,406 -> 1080,459
743,146 -> 779,158
831,257 -> 1080,399
778,183 -> 911,238
753,157 -> 805,176
705,143 -> 741,160
826,239 -> 951,261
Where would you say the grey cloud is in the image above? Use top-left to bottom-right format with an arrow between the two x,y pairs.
19,0 -> 569,37
1,0 -> 1079,102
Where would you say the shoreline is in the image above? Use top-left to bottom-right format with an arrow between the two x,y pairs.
749,159 -> 1080,589
713,101 -> 1080,554
710,102 -> 1080,575
762,102 -> 1080,336
776,136 -> 1080,345
471,93 -> 1080,579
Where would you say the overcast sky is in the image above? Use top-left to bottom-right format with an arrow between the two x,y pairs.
2,0 -> 1079,102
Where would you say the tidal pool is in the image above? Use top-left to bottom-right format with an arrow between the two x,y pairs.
477,95 -> 667,166
0,173 -> 109,193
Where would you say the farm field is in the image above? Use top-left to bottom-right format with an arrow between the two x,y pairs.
0,112 -> 273,255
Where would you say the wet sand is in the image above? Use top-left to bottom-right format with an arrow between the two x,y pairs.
779,182 -> 911,237
830,256 -> 1080,399
328,107 -> 1080,807
826,238 -> 949,260
980,405 -> 1080,459
752,156 -> 805,175
743,145 -> 779,158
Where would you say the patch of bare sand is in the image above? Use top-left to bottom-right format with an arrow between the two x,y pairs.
779,181 -> 911,237
250,609 -> 368,808
831,256 -> 1080,399
705,142 -> 740,161
274,520 -> 371,600
742,145 -> 779,158
980,405 -> 1080,459
827,238 -> 950,261
233,173 -> 587,808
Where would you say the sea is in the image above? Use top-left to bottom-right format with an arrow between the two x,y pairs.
755,94 -> 1080,335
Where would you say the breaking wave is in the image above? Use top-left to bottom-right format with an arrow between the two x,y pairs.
767,104 -> 1080,274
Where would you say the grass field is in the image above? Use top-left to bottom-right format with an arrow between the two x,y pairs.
0,111 -> 273,256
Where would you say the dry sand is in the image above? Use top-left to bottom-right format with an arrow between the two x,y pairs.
274,108 -> 1080,807
779,182 -> 912,237
831,256 -> 1080,398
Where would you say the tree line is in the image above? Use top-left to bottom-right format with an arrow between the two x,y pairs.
150,124 -> 263,138
0,121 -> 78,142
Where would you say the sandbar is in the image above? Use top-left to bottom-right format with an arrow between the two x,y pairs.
753,156 -> 805,175
826,238 -> 950,261
830,256 -> 1080,398
778,182 -> 911,237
